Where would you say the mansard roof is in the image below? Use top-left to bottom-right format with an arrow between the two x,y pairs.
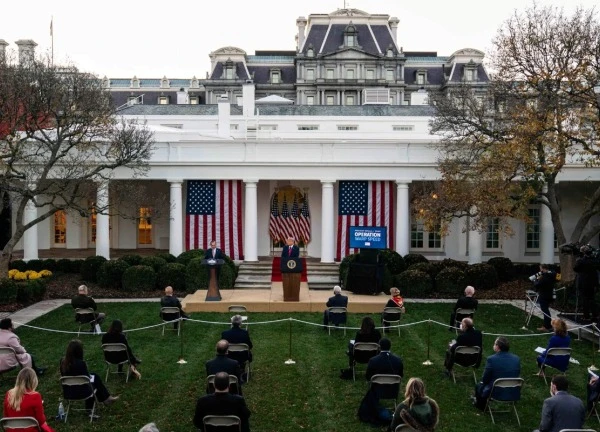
403,67 -> 446,85
209,62 -> 249,80
449,63 -> 489,82
247,66 -> 296,84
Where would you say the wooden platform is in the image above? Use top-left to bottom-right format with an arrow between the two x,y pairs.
181,283 -> 387,313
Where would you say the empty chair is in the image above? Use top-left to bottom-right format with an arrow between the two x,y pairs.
395,425 -> 417,432
203,415 -> 241,432
60,375 -> 98,423
0,416 -> 41,431
485,377 -> 524,426
227,343 -> 251,382
206,374 -> 240,395
382,307 -> 403,336
101,343 -> 131,383
451,346 -> 481,384
351,342 -> 379,381
160,307 -> 181,336
327,307 -> 347,335
369,374 -> 402,409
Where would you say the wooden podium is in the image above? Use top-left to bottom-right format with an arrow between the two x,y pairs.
281,257 -> 302,302
202,259 -> 224,301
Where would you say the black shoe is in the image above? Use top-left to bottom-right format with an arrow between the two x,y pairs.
35,367 -> 47,376
443,369 -> 451,378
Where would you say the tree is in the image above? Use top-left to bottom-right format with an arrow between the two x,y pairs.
0,53 -> 154,275
415,5 -> 600,280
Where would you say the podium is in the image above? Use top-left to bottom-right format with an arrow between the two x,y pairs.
281,257 -> 303,302
202,259 -> 224,301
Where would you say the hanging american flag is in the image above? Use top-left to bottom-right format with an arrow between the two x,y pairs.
185,180 -> 243,260
336,181 -> 394,261
290,194 -> 300,241
269,191 -> 280,241
280,195 -> 294,240
299,194 -> 311,243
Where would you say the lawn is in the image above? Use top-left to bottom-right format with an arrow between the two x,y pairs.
9,302 -> 600,432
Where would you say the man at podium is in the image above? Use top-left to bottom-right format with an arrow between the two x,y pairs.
205,240 -> 225,260
282,236 -> 299,258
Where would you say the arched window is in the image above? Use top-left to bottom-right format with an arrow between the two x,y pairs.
344,23 -> 358,47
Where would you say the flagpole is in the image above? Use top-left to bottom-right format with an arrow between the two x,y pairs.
50,16 -> 54,66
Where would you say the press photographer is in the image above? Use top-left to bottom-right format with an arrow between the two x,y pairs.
531,264 -> 556,332
574,245 -> 600,323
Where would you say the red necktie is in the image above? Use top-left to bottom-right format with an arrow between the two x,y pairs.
288,247 -> 292,257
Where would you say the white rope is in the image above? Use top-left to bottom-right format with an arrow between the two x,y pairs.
184,317 -> 291,326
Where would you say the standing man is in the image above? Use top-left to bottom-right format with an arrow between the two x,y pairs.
160,286 -> 188,329
71,285 -> 105,333
533,264 -> 556,331
323,285 -> 348,327
449,286 -> 478,330
205,240 -> 225,260
534,375 -> 585,432
574,245 -> 599,323
281,236 -> 299,258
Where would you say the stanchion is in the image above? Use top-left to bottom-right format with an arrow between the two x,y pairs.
591,324 -> 599,371
177,318 -> 187,364
422,320 -> 432,366
284,318 -> 295,365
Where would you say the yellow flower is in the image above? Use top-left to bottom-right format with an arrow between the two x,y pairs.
8,269 -> 19,278
27,272 -> 40,280
39,270 -> 52,277
13,272 -> 27,281
24,270 -> 33,276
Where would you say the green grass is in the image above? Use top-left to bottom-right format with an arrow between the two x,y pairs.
10,303 -> 600,431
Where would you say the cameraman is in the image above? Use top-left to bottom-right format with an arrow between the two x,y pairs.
574,245 -> 600,323
533,263 -> 555,332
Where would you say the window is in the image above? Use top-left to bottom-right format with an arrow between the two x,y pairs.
259,124 -> 278,131
346,34 -> 355,47
486,218 -> 501,249
326,69 -> 335,79
344,23 -> 358,47
346,95 -> 355,106
306,95 -> 315,105
138,207 -> 152,245
297,125 -> 319,131
158,96 -> 169,105
271,71 -> 280,84
526,208 -> 540,249
189,96 -> 199,104
307,47 -> 314,57
393,125 -> 415,131
411,220 -> 442,249
465,68 -> 476,81
225,67 -> 234,80
337,125 -> 358,131
346,69 -> 355,79
54,210 -> 66,245
416,73 -> 426,85
89,204 -> 96,244
127,96 -> 139,106
306,69 -> 315,80
366,69 -> 375,79
326,95 -> 335,105
230,124 -> 239,130
386,69 -> 394,81
387,48 -> 394,58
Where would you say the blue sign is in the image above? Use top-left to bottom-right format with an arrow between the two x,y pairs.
349,226 -> 387,249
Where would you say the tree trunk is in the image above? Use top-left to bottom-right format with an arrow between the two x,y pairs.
558,254 -> 574,284
0,254 -> 9,278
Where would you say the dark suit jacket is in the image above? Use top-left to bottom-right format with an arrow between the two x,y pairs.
574,256 -> 599,291
160,295 -> 186,319
366,351 -> 403,399
71,295 -> 99,322
193,392 -> 251,432
222,327 -> 253,364
480,351 -> 521,400
454,296 -> 478,312
281,245 -> 299,258
534,272 -> 556,300
101,331 -> 138,364
60,358 -> 95,400
205,248 -> 225,260
450,328 -> 483,367
538,391 -> 585,432
326,294 -> 348,325
206,355 -> 242,384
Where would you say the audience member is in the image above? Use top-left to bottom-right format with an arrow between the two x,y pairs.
536,318 -> 570,377
0,318 -> 46,376
323,285 -> 348,327
473,336 -> 521,410
389,377 -> 439,432
449,286 -> 478,330
533,263 -> 556,331
101,319 -> 142,379
71,285 -> 105,332
138,423 -> 159,432
347,316 -> 382,367
382,287 -> 405,328
444,317 -> 482,376
206,340 -> 242,393
574,245 -> 600,323
221,315 -> 253,378
534,375 -> 585,432
160,286 -> 188,329
60,339 -> 118,417
586,372 -> 600,412
3,367 -> 55,432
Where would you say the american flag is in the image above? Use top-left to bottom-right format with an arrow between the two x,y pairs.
269,192 -> 280,241
280,195 -> 293,240
336,181 -> 394,260
299,194 -> 311,243
290,195 -> 300,241
185,180 -> 243,260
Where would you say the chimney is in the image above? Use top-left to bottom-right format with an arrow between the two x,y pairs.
296,17 -> 308,51
0,40 -> 8,61
15,39 -> 37,64
177,88 -> 188,104
242,81 -> 255,117
217,94 -> 230,138
389,17 -> 399,44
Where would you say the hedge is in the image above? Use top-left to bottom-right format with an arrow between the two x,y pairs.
394,270 -> 434,297
24,259 -> 44,272
119,254 -> 143,266
81,256 -> 107,282
379,249 -> 406,275
487,257 -> 515,282
122,265 -> 156,292
177,249 -> 205,267
403,254 -> 428,268
407,262 -> 441,280
185,258 -> 207,293
9,260 -> 27,272
155,253 -> 177,263
439,258 -> 468,271
41,259 -> 57,272
140,256 -> 167,273
70,260 -> 84,274
435,267 -> 467,297
465,263 -> 499,290
339,254 -> 358,289
97,260 -> 131,289
0,278 -> 18,304
56,259 -> 73,273
16,279 -> 46,303
157,263 -> 186,292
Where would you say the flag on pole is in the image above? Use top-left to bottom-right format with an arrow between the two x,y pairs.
299,194 -> 311,243
50,17 -> 53,36
336,181 -> 394,261
269,191 -> 280,241
290,194 -> 300,241
185,180 -> 243,260
280,195 -> 293,240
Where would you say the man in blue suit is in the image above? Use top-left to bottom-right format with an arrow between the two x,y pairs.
323,285 -> 348,327
281,237 -> 299,258
473,336 -> 521,410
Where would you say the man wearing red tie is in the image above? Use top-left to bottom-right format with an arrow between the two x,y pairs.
282,236 -> 300,258
205,240 -> 225,260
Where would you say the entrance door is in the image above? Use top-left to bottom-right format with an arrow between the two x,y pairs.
53,210 -> 67,248
137,207 -> 153,248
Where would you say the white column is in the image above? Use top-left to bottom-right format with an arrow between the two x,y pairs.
96,181 -> 110,259
244,180 -> 258,262
467,207 -> 482,264
395,181 -> 411,256
23,200 -> 38,261
169,180 -> 183,257
540,184 -> 554,264
321,181 -> 335,263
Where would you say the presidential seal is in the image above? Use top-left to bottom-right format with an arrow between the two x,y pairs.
286,259 -> 297,270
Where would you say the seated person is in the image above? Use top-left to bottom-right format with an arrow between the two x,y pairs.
389,378 -> 439,432
347,316 -> 381,367
444,317 -> 482,375
536,318 -> 570,375
206,340 -> 242,394
3,367 -> 55,432
534,375 -> 585,432
160,286 -> 188,329
221,315 -> 253,368
587,371 -> 600,411
193,372 -> 251,432
449,285 -> 478,330
382,287 -> 405,327
323,285 -> 348,327
71,285 -> 105,332
101,319 -> 142,379
0,318 -> 46,375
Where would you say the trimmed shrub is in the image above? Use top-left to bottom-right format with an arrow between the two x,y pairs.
97,260 -> 131,289
155,253 -> 177,263
70,260 -> 84,274
41,259 -> 57,272
81,256 -> 107,282
222,256 -> 238,279
439,258 -> 468,271
157,263 -> 186,292
122,265 -> 156,292
435,267 -> 467,297
219,264 -> 236,289
9,260 -> 27,272
56,259 -> 72,273
339,254 -> 358,289
185,258 -> 207,293
0,278 -> 18,304
514,263 -> 541,280
16,279 -> 46,303
487,257 -> 515,282
177,249 -> 205,267
381,267 -> 394,295
140,256 -> 167,273
379,249 -> 406,275
407,262 -> 441,279
119,254 -> 143,266
24,259 -> 44,272
465,263 -> 499,290
394,270 -> 434,297
403,253 -> 428,267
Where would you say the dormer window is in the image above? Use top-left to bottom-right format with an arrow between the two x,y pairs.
416,71 -> 427,85
130,76 -> 140,89
306,45 -> 315,57
190,76 -> 199,88
270,69 -> 281,84
464,60 -> 478,82
343,22 -> 358,48
160,76 -> 169,89
386,47 -> 394,58
224,59 -> 235,80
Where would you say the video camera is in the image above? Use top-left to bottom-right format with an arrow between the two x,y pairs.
559,242 -> 600,259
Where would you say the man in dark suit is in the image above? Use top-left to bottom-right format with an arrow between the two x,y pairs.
473,336 -> 521,410
160,285 -> 188,329
366,338 -> 403,388
449,285 -> 478,330
444,317 -> 483,375
205,240 -> 225,260
206,340 -> 242,394
281,236 -> 299,258
534,375 -> 585,432
71,284 -> 105,332
323,285 -> 348,326
193,372 -> 251,432
221,315 -> 253,368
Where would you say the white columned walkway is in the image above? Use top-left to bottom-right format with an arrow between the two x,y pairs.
321,180 -> 335,263
395,181 -> 411,256
244,180 -> 258,262
95,181 -> 110,259
540,184 -> 555,264
23,199 -> 38,261
168,179 -> 183,257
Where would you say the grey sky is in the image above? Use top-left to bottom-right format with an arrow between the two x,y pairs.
2,0 -> 597,78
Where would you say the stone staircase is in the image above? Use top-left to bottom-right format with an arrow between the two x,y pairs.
307,262 -> 340,290
234,259 -> 272,289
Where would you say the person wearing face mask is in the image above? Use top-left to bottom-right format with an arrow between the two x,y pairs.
533,375 -> 584,432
